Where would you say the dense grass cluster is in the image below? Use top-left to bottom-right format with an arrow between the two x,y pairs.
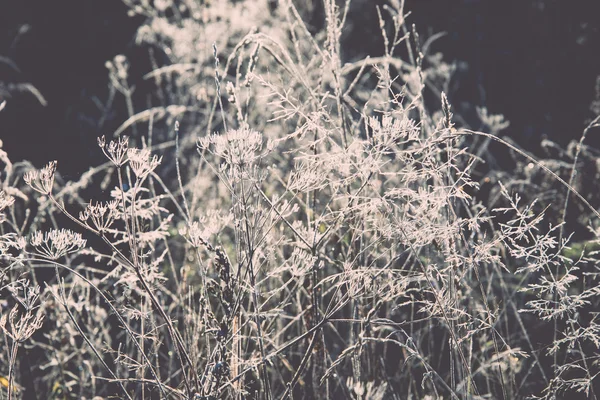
2,1 -> 600,399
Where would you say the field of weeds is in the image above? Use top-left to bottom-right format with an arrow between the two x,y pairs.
2,1 -> 600,399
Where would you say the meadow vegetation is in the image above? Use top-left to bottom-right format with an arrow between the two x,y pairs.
1,0 -> 600,399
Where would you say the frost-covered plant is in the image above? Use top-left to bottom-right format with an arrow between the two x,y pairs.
3,1 -> 600,399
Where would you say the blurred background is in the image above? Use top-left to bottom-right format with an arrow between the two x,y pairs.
1,0 -> 600,175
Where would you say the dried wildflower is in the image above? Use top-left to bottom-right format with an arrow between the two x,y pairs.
30,229 -> 86,260
108,186 -> 167,221
198,128 -> 263,167
0,304 -> 44,343
79,200 -> 119,233
0,233 -> 25,256
98,135 -> 129,167
7,281 -> 41,312
127,148 -> 162,179
23,161 -> 57,195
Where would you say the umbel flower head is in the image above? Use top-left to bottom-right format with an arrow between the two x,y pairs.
23,161 -> 57,195
127,147 -> 162,179
1,281 -> 44,343
198,128 -> 263,167
0,304 -> 44,343
98,135 -> 129,167
79,200 -> 119,233
30,228 -> 86,260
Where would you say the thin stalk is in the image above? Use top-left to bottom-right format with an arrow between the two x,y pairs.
7,341 -> 18,400
240,176 -> 273,400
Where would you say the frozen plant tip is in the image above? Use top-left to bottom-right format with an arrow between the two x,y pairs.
79,200 -> 119,233
0,304 -> 44,343
98,135 -> 130,167
30,228 -> 87,260
198,128 -> 263,167
23,161 -> 57,195
127,148 -> 162,179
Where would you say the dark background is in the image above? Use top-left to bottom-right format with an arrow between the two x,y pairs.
405,0 -> 600,150
0,0 -> 141,175
1,0 -> 600,176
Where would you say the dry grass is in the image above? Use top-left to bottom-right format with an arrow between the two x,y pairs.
1,1 -> 600,399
